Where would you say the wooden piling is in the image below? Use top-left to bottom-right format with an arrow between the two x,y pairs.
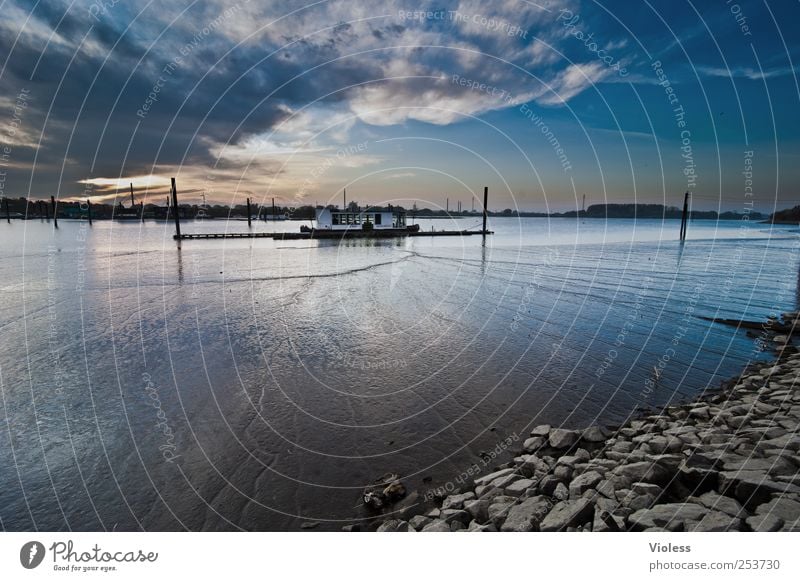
51,195 -> 58,228
246,197 -> 252,227
171,177 -> 181,239
87,199 -> 93,224
679,191 -> 689,242
272,197 -> 276,221
482,186 -> 488,235
4,197 -> 9,223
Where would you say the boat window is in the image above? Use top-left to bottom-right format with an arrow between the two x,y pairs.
332,213 -> 340,225
375,213 -> 382,225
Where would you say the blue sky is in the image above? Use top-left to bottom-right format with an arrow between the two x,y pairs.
1,0 -> 799,212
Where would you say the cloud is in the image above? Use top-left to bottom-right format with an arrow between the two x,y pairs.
697,65 -> 799,80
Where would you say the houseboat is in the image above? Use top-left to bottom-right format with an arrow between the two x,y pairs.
307,205 -> 419,237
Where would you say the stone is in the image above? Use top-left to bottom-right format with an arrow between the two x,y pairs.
628,503 -> 707,531
467,521 -> 497,532
421,520 -> 451,532
686,512 -> 743,532
553,464 -> 573,481
593,508 -> 624,532
596,479 -> 616,499
519,455 -> 548,478
612,461 -> 670,485
464,499 -> 490,523
474,468 -> 515,487
500,496 -> 553,532
539,498 -> 595,532
554,482 -> 569,501
441,492 -> 475,510
549,428 -> 579,449
582,425 -> 609,443
689,491 -> 747,517
530,424 -> 551,437
487,501 -> 515,527
538,475 -> 561,496
409,515 -> 432,530
718,471 -> 800,508
746,513 -> 784,532
377,519 -> 410,532
755,497 -> 800,522
440,509 -> 471,525
569,471 -> 603,498
504,478 -> 535,497
523,437 -> 546,452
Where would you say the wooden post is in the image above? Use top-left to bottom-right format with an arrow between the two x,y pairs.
130,183 -> 135,207
40,200 -> 46,221
482,186 -> 488,235
246,197 -> 252,227
51,195 -> 58,228
679,191 -> 689,242
272,197 -> 276,221
87,199 -> 93,224
4,197 -> 9,223
171,177 -> 181,239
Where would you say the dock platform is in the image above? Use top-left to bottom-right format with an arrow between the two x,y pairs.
174,229 -> 493,240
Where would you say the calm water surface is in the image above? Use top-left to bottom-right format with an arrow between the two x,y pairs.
1,216 -> 798,530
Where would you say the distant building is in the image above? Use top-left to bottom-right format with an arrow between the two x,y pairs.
315,206 -> 407,230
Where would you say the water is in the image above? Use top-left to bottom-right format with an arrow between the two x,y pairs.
1,216 -> 798,531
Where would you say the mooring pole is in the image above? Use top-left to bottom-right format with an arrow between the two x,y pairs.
130,183 -> 135,207
171,177 -> 181,239
87,199 -> 93,224
482,186 -> 488,235
272,197 -> 276,221
51,195 -> 58,228
679,191 -> 689,242
246,197 -> 252,227
4,197 -> 9,223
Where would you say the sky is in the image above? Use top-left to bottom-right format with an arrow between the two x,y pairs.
1,0 -> 799,212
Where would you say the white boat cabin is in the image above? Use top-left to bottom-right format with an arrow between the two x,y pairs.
315,206 -> 407,230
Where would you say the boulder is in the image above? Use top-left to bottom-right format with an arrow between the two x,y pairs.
500,496 -> 553,532
439,509 -> 471,525
549,428 -> 579,449
441,491 -> 476,510
755,497 -> 800,522
718,471 -> 800,508
504,478 -> 535,497
538,475 -> 561,496
553,464 -> 573,481
530,424 -> 552,437
523,437 -> 546,452
377,519 -> 410,532
464,499 -> 491,523
421,520 -> 451,532
539,498 -> 595,532
686,511 -> 743,532
409,515 -> 432,530
569,471 -> 603,498
612,461 -> 670,485
746,513 -> 783,532
628,503 -> 707,531
689,491 -> 747,518
474,468 -> 515,487
467,521 -> 497,532
554,482 -> 569,501
582,425 -> 609,443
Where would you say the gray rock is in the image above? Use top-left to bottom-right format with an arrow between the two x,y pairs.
538,475 -> 561,496
377,519 -> 410,532
464,499 -> 490,523
596,479 -> 616,499
519,455 -> 548,478
549,428 -> 579,449
612,461 -> 670,485
755,497 -> 800,522
504,478 -> 535,497
689,491 -> 747,517
554,482 -> 569,501
530,424 -> 552,437
487,501 -> 515,527
440,509 -> 471,525
500,496 -> 553,532
421,520 -> 451,532
409,515 -> 432,530
628,503 -> 707,531
582,425 -> 609,443
569,471 -> 603,498
441,491 -> 476,510
686,511 -> 742,532
719,471 -> 800,507
746,513 -> 783,532
474,468 -> 515,487
523,437 -> 546,452
467,521 -> 497,532
553,464 -> 573,481
539,498 -> 595,532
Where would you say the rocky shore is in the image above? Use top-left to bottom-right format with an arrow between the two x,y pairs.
376,350 -> 800,532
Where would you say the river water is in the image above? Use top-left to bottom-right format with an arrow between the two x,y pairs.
0,216 -> 797,530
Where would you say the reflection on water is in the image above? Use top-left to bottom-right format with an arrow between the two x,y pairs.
0,217 -> 797,530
